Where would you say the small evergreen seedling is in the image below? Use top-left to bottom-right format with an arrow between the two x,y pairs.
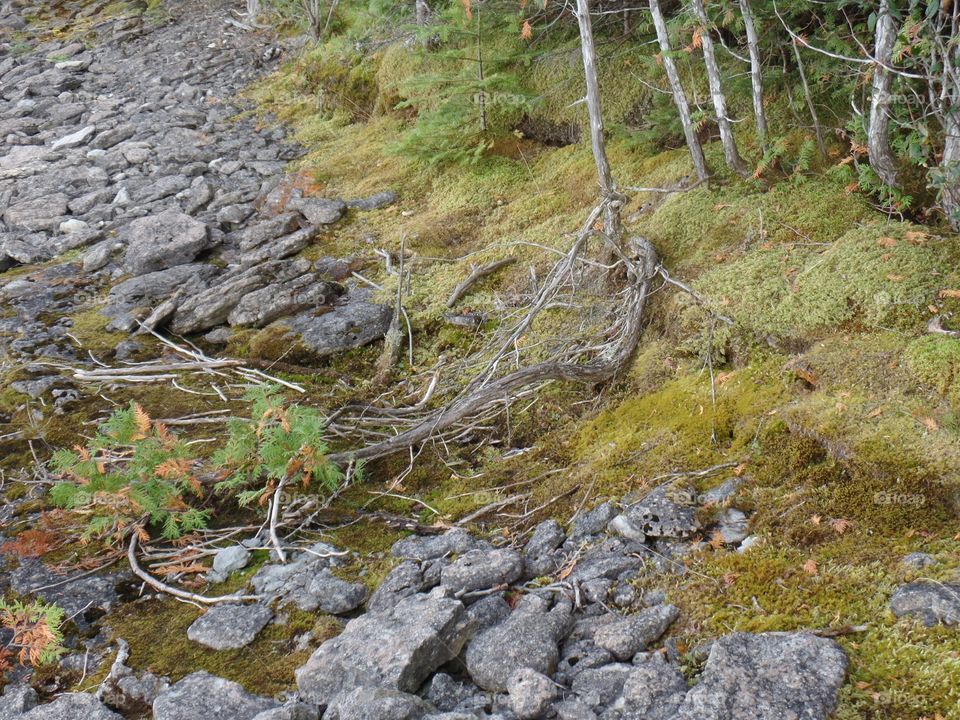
50,402 -> 209,541
213,386 -> 346,507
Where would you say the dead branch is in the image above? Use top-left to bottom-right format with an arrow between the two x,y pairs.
327,235 -> 659,468
446,258 -> 517,308
127,533 -> 260,605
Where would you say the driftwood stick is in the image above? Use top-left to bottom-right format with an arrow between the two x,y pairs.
446,258 -> 517,308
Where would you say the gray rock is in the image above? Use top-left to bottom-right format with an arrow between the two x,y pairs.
604,653 -> 687,720
554,699 -> 598,720
890,581 -> 960,626
507,668 -> 556,720
231,213 -> 303,252
608,514 -> 645,543
526,520 -> 566,557
83,240 -> 121,272
324,687 -> 432,720
307,568 -> 367,614
715,508 -> 749,545
425,674 -> 482,713
701,477 -> 743,506
676,632 -> 847,720
440,549 -> 523,596
153,672 -> 278,720
97,639 -> 169,715
17,695 -> 119,720
618,486 -> 699,540
0,685 -> 38,720
250,541 -> 342,611
91,124 -> 136,150
4,193 -> 69,231
391,529 -> 483,562
105,263 -> 219,333
59,218 -> 89,234
570,664 -> 633,711
465,594 -> 572,691
466,593 -> 512,632
10,376 -> 59,399
284,288 -> 392,357
51,124 -> 96,150
289,197 -> 345,225
211,544 -> 252,578
252,702 -> 319,720
171,259 -> 311,335
367,562 -> 429,613
187,604 -> 273,650
227,275 -> 343,329
900,552 -> 937,570
346,191 -> 397,211
136,174 -> 191,204
570,502 -> 617,541
295,591 -> 476,705
592,606 -> 679,660
240,225 -> 319,267
122,209 -> 211,276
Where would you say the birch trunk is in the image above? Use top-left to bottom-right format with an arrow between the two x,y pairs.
867,0 -> 899,188
739,0 -> 767,152
415,0 -> 429,26
649,0 -> 710,183
690,0 -> 749,177
575,0 -> 623,242
941,111 -> 960,231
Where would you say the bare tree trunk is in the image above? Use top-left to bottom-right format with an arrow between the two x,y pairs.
792,37 -> 827,157
415,0 -> 429,25
649,0 -> 710,183
476,6 -> 487,133
739,0 -> 767,152
246,0 -> 260,24
690,0 -> 749,177
941,110 -> 960,231
867,0 -> 899,188
575,0 -> 623,241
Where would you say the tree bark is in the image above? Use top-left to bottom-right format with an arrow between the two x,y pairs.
575,0 -> 623,242
867,0 -> 899,188
415,0 -> 429,25
739,0 -> 768,152
690,0 -> 749,177
792,37 -> 826,157
941,110 -> 960,231
649,0 -> 710,183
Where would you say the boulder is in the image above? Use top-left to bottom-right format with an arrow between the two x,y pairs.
282,288 -> 393,357
613,485 -> 699,540
465,594 -> 572,691
307,568 -> 367,615
295,591 -> 475,706
186,604 -> 273,650
676,632 -> 847,720
153,672 -> 278,720
890,581 -> 960,626
506,668 -> 556,720
323,687 -> 432,720
592,604 -> 679,660
20,694 -> 121,720
250,541 -> 346,611
440,549 -> 523,596
391,529 -> 483,562
604,653 -> 687,720
122,209 -> 211,276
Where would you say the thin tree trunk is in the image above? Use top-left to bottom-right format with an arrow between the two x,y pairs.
575,0 -> 623,241
739,0 -> 767,152
649,0 -> 710,183
476,6 -> 487,133
690,0 -> 749,177
792,37 -> 826,157
415,0 -> 429,25
941,110 -> 960,231
867,0 -> 899,188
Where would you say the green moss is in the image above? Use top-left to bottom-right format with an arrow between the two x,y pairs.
905,335 -> 960,403
101,598 -> 333,696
